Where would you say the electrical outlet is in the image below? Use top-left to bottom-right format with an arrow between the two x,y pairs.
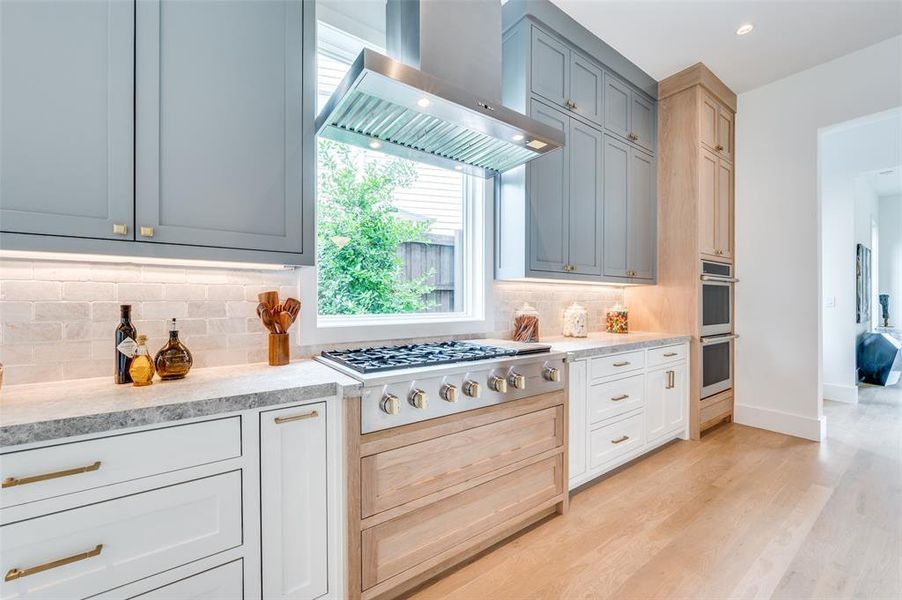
825,296 -> 836,308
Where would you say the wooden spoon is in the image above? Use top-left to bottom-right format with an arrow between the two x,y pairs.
279,311 -> 293,333
283,298 -> 301,321
257,303 -> 277,333
257,291 -> 279,311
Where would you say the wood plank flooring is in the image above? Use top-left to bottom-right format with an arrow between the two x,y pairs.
407,386 -> 902,599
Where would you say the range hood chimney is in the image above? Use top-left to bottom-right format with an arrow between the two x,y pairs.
315,0 -> 564,178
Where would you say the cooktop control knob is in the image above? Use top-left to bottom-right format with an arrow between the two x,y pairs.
462,379 -> 481,398
508,371 -> 526,390
440,383 -> 459,403
543,366 -> 561,382
489,374 -> 508,394
380,393 -> 400,415
408,388 -> 428,409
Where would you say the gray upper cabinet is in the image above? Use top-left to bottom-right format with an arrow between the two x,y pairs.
0,0 -> 134,241
604,74 -> 656,154
567,120 -> 604,276
530,29 -> 569,107
569,56 -> 604,126
603,135 -> 655,281
528,100 -> 569,273
136,0 -> 305,254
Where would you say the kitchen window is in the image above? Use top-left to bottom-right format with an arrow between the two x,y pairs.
315,20 -> 487,327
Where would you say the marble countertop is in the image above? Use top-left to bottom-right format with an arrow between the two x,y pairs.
0,360 -> 361,447
545,331 -> 691,360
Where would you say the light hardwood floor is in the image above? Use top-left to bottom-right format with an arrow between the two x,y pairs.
407,387 -> 902,599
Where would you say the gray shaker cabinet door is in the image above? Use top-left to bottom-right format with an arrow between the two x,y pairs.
567,120 -> 603,276
603,75 -> 631,140
1,0 -> 134,240
530,27 -> 569,108
569,55 -> 603,126
627,148 -> 656,280
136,0 -> 304,253
528,99 -> 569,273
631,94 -> 656,153
603,135 -> 629,278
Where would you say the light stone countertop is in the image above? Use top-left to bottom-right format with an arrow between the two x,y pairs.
0,360 -> 361,447
545,331 -> 691,360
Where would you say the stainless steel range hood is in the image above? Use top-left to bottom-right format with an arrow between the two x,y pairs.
314,0 -> 564,178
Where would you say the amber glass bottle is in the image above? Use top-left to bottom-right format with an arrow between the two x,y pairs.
129,335 -> 155,386
115,305 -> 137,384
155,318 -> 193,380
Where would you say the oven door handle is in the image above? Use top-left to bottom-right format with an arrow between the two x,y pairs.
700,334 -> 740,345
700,275 -> 739,283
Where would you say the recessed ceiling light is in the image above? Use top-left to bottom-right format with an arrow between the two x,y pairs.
512,134 -> 525,142
736,23 -> 754,36
368,139 -> 381,149
416,98 -> 431,108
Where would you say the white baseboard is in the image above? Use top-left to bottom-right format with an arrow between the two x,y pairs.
734,404 -> 825,442
823,383 -> 858,404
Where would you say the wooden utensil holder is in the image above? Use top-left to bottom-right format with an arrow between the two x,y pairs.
268,333 -> 289,366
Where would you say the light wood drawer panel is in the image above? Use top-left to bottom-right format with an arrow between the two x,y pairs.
589,413 -> 645,469
361,406 -> 563,517
362,455 -> 563,589
590,351 -> 645,379
126,560 -> 243,600
588,374 -> 645,424
1,471 -> 242,600
647,344 -> 687,367
1,417 -> 241,509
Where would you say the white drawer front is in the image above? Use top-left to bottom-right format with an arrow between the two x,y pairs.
1,417 -> 241,509
647,344 -> 687,367
1,471 -> 242,600
128,560 -> 243,600
588,374 -> 645,424
589,413 -> 645,469
590,350 -> 645,379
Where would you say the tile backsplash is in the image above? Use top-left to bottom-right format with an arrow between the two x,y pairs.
1,257 -> 625,385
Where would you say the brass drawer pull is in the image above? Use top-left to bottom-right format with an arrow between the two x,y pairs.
140,226 -> 154,237
610,394 -> 629,402
663,352 -> 678,357
666,370 -> 675,389
612,361 -> 631,367
611,435 -> 630,445
274,410 -> 319,425
5,544 -> 103,582
112,223 -> 128,235
2,461 -> 101,489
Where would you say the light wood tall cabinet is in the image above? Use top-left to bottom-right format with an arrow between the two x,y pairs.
626,63 -> 737,439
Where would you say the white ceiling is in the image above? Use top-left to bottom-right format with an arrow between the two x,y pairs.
549,0 -> 902,93
866,167 -> 902,198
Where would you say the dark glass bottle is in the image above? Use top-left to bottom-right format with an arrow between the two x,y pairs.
155,318 -> 193,380
115,305 -> 137,384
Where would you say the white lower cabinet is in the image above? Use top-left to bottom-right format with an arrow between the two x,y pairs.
260,403 -> 329,600
130,560 -> 244,599
569,343 -> 689,490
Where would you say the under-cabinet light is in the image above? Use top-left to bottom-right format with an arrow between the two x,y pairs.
0,250 -> 296,271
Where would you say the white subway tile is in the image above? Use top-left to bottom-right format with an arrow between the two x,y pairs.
163,284 -> 207,301
34,302 -> 90,322
141,266 -> 187,283
62,359 -> 111,380
227,332 -> 266,350
226,301 -> 255,318
177,318 -> 207,335
63,282 -> 114,301
118,283 -> 163,302
3,322 -> 62,343
193,348 -> 248,368
32,341 -> 93,363
92,301 -> 141,322
89,264 -> 142,283
206,285 -> 244,301
2,281 -> 62,301
2,364 -> 62,385
0,344 -> 34,365
0,301 -> 33,323
32,261 -> 91,281
186,268 -> 230,284
142,301 -> 188,320
207,318 -> 247,335
187,301 -> 227,319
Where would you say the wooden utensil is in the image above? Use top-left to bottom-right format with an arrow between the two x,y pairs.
283,297 -> 301,321
257,303 -> 277,333
257,290 -> 279,311
279,311 -> 293,333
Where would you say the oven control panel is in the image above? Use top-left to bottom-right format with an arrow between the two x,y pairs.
360,357 -> 566,433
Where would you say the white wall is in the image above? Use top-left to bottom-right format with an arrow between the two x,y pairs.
735,35 -> 902,441
879,194 -> 902,327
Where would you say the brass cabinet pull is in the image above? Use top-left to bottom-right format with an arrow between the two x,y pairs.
610,394 -> 629,402
274,410 -> 319,425
2,461 -> 101,489
5,544 -> 103,582
628,132 -> 639,141
612,361 -> 630,367
611,435 -> 630,445
665,370 -> 675,389
715,144 -> 725,151
140,226 -> 154,237
562,264 -> 576,272
112,223 -> 128,235
565,99 -> 577,110
663,352 -> 678,357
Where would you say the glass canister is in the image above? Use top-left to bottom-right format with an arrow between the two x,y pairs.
606,305 -> 629,334
562,302 -> 588,337
512,303 -> 540,342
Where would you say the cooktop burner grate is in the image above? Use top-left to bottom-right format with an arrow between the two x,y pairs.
320,341 -> 519,373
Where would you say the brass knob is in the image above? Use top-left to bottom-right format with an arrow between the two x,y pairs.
140,226 -> 154,237
715,144 -> 724,151
628,132 -> 639,141
380,393 -> 400,415
543,366 -> 561,382
566,99 -> 577,110
462,379 -> 481,398
508,372 -> 526,390
488,375 -> 508,393
408,388 -> 427,409
440,383 -> 459,403
112,223 -> 128,235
